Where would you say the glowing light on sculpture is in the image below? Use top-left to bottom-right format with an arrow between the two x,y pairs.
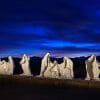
20,54 -> 31,76
0,56 -> 14,75
58,56 -> 73,79
40,53 -> 60,78
85,55 -> 99,80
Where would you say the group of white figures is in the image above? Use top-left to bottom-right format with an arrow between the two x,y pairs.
0,53 -> 100,80
40,53 -> 73,79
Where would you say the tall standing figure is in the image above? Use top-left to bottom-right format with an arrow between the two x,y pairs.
6,56 -> 15,75
0,56 -> 15,75
85,55 -> 99,80
49,60 -> 60,78
40,53 -> 51,77
0,60 -> 7,75
40,53 -> 60,78
58,56 -> 73,79
20,54 -> 31,76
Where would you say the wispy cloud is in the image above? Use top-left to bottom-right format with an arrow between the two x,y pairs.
0,0 -> 100,57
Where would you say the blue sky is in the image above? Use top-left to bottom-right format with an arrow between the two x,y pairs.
0,0 -> 100,57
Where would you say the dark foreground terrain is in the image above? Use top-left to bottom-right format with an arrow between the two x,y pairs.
0,75 -> 100,100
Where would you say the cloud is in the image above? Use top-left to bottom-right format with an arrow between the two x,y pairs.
0,0 -> 100,57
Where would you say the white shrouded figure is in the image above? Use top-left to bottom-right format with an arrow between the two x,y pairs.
0,60 -> 7,74
58,56 -> 73,79
40,53 -> 60,78
6,56 -> 15,75
43,60 -> 60,78
85,55 -> 100,80
0,56 -> 14,75
20,54 -> 31,76
49,60 -> 60,78
40,53 -> 51,77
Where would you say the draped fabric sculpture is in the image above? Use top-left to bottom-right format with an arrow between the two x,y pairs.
0,53 -> 99,81
40,53 -> 60,78
85,55 -> 99,80
0,56 -> 14,75
0,60 -> 7,75
49,60 -> 60,78
20,54 -> 31,76
40,53 -> 74,79
58,56 -> 73,79
40,53 -> 50,77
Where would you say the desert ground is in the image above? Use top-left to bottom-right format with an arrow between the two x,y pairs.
0,75 -> 100,100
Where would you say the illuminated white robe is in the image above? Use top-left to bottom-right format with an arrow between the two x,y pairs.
0,60 -> 7,74
85,55 -> 99,80
0,56 -> 14,75
58,56 -> 73,79
40,53 -> 60,78
44,60 -> 60,78
6,56 -> 15,75
40,53 -> 50,77
20,54 -> 31,76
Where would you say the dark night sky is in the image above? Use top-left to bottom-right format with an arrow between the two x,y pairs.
0,0 -> 100,57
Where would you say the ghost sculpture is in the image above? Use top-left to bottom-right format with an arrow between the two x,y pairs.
0,60 -> 7,75
6,56 -> 15,75
0,56 -> 15,75
40,53 -> 60,78
49,60 -> 60,78
39,53 -> 51,77
20,54 -> 31,76
58,56 -> 73,79
85,55 -> 100,80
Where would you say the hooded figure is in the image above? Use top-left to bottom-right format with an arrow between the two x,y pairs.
0,60 -> 7,75
85,55 -> 99,80
0,56 -> 14,75
20,54 -> 31,76
6,56 -> 15,75
40,53 -> 60,78
49,60 -> 60,78
58,56 -> 73,79
40,53 -> 51,77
